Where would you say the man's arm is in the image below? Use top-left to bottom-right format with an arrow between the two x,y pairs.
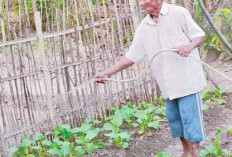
177,36 -> 205,57
178,8 -> 206,57
94,21 -> 145,83
94,57 -> 134,83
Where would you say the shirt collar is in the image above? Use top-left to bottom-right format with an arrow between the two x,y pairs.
145,2 -> 169,25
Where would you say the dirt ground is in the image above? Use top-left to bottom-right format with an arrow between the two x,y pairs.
86,59 -> 232,157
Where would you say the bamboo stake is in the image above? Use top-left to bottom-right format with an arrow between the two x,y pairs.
33,11 -> 56,127
0,85 -> 6,157
113,0 -> 124,49
71,0 -> 82,122
44,0 -> 50,31
129,0 -> 140,30
51,36 -> 63,123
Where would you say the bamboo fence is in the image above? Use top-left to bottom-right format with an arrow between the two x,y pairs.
0,0 -> 163,156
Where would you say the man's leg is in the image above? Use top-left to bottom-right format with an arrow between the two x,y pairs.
188,142 -> 200,157
165,99 -> 190,155
180,138 -> 190,157
178,92 -> 206,157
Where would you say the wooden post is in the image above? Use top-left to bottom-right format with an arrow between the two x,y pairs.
0,134 -> 6,157
129,0 -> 140,30
0,1 -> 8,155
33,11 -> 56,127
113,0 -> 124,49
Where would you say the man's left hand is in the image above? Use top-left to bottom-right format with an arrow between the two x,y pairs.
176,45 -> 193,57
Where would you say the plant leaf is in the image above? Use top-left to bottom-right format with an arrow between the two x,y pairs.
103,123 -> 115,131
156,152 -> 171,157
33,133 -> 44,141
199,149 -> 208,157
71,128 -> 82,134
75,146 -> 85,156
122,142 -> 129,148
92,0 -> 97,5
132,123 -> 139,127
47,148 -> 62,156
54,125 -> 72,141
111,114 -> 123,127
42,139 -> 52,146
138,129 -> 144,134
7,147 -> 18,154
148,121 -> 160,129
94,141 -> 105,149
61,142 -> 72,156
53,138 -> 63,146
222,149 -> 230,155
32,146 -> 42,151
205,146 -> 215,153
110,105 -> 118,112
85,128 -> 100,141
22,138 -> 34,147
153,116 -> 161,120
213,98 -> 226,105
144,103 -> 155,113
202,104 -> 209,111
119,132 -> 130,141
85,143 -> 95,154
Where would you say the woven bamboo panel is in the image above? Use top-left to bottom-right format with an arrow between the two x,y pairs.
0,0 -> 161,155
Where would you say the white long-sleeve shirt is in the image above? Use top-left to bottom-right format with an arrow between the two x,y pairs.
125,2 -> 207,100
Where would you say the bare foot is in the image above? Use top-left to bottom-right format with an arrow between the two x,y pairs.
181,153 -> 191,157
180,138 -> 190,157
188,142 -> 200,157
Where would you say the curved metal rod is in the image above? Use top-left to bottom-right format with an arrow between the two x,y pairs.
198,0 -> 232,53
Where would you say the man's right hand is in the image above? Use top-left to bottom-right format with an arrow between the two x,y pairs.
93,71 -> 110,84
93,57 -> 134,84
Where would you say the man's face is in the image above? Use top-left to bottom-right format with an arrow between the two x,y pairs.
139,0 -> 162,16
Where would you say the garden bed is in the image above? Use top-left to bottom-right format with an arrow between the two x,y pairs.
86,96 -> 232,157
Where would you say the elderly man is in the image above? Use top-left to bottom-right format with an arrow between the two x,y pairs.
94,0 -> 206,156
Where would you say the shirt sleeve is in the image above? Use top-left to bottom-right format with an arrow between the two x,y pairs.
125,25 -> 146,64
180,9 -> 205,40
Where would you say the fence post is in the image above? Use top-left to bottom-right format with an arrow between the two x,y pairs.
0,1 -> 9,156
0,134 -> 6,157
34,11 -> 56,128
129,0 -> 140,30
113,0 -> 124,49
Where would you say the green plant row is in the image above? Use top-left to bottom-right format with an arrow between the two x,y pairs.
200,127 -> 232,157
7,88 -> 229,157
7,97 -> 166,157
7,119 -> 104,157
155,127 -> 232,157
201,88 -> 229,110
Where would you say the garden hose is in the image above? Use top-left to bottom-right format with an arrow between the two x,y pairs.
198,0 -> 232,53
99,49 -> 232,83
68,49 -> 231,96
